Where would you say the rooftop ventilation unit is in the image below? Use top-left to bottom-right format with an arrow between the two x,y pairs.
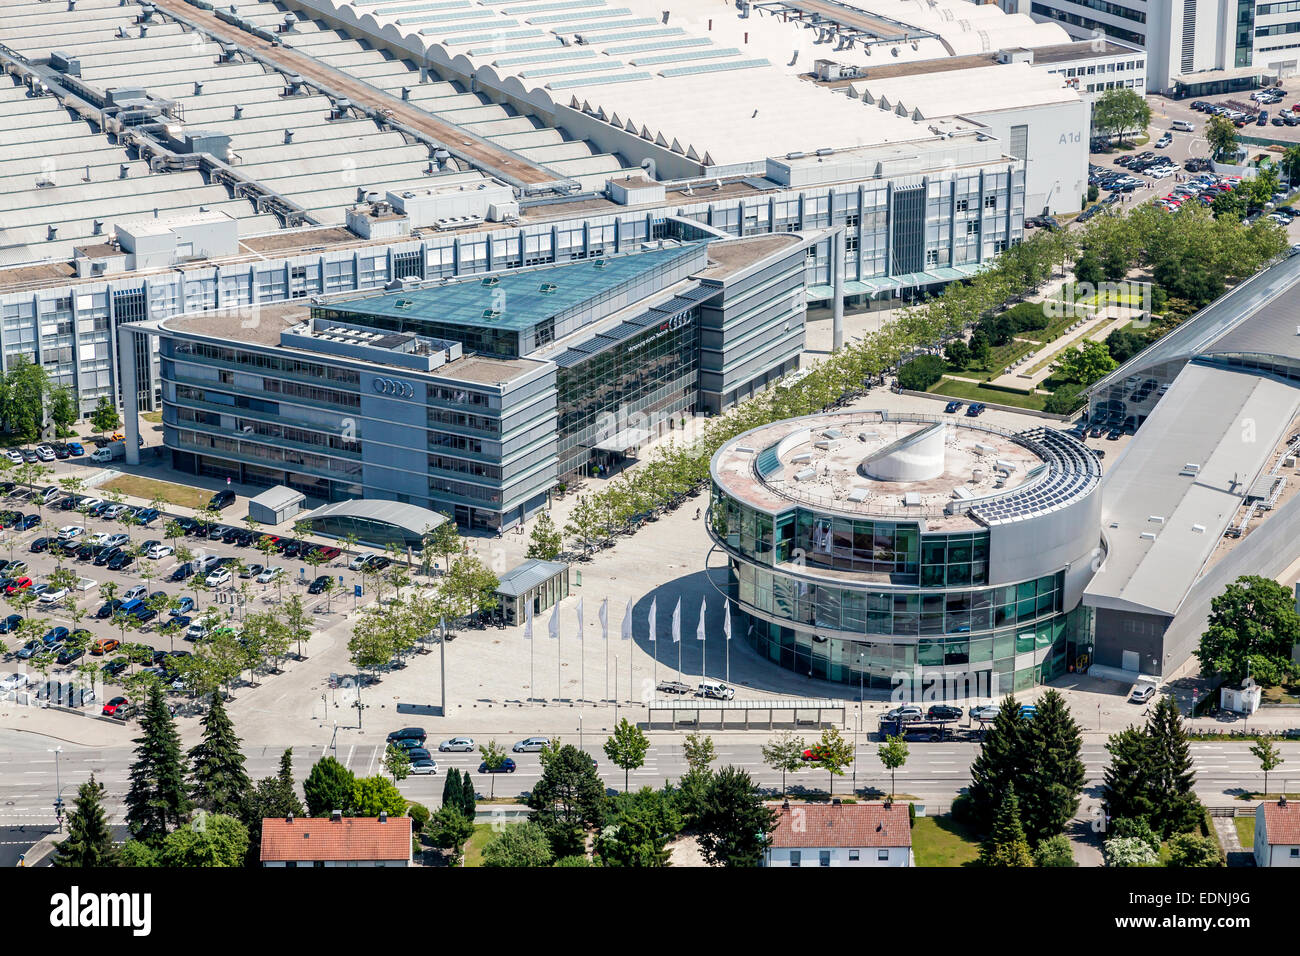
283,129 -> 294,144
47,225 -> 58,241
735,445 -> 756,454
280,13 -> 298,33
790,452 -> 813,463
481,276 -> 500,287
793,467 -> 816,482
903,492 -> 921,506
1147,515 -> 1165,524
847,487 -> 870,503
233,105 -> 243,119
1139,531 -> 1157,540
482,309 -> 502,321
1180,463 -> 1201,475
1191,523 -> 1206,533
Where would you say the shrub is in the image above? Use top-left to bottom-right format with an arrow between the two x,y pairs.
897,354 -> 947,391
554,855 -> 592,867
1043,383 -> 1083,415
407,801 -> 430,835
1033,834 -> 1076,867
1109,816 -> 1160,854
1087,184 -> 1099,203
1168,832 -> 1224,868
1104,836 -> 1159,867
951,793 -> 973,824
908,802 -> 916,829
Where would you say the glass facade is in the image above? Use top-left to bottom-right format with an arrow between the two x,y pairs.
555,312 -> 701,477
712,484 -> 1071,691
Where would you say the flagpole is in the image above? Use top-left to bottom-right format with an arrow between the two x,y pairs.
558,624 -> 562,702
604,599 -> 610,703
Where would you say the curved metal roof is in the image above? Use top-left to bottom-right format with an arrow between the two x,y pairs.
302,498 -> 449,536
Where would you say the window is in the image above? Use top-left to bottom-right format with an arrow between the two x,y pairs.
984,194 -> 997,210
1291,848 -> 1299,858
955,198 -> 968,213
789,850 -> 802,867
848,849 -> 860,861
819,850 -> 831,867
878,849 -> 889,861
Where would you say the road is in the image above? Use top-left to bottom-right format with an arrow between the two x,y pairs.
2,735 -> 1294,840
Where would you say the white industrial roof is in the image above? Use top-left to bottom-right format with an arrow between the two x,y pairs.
1084,362 -> 1300,617
850,62 -> 1079,119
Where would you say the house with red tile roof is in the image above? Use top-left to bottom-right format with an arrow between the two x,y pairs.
763,801 -> 913,867
260,811 -> 413,867
1254,797 -> 1300,867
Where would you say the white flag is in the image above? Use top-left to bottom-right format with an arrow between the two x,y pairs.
524,603 -> 533,640
621,597 -> 632,641
723,600 -> 731,642
599,598 -> 608,641
648,597 -> 657,643
576,597 -> 584,640
697,597 -> 706,641
671,598 -> 681,644
548,604 -> 559,640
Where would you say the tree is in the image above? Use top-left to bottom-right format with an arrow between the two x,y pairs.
478,739 -> 508,798
124,685 -> 192,842
118,840 -> 159,867
603,717 -> 650,792
1212,187 -> 1249,222
384,744 -> 411,783
1054,339 -> 1117,386
528,742 -> 605,857
482,821 -> 554,867
1033,834 -> 1076,867
460,771 -> 477,822
1,356 -> 51,440
158,812 -> 249,867
760,731 -> 806,798
1103,727 -> 1156,829
1092,88 -> 1150,145
187,692 -> 250,817
442,766 -> 463,811
944,339 -> 971,369
979,783 -> 1034,867
441,554 -> 499,622
350,775 -> 408,817
525,512 -> 563,560
596,787 -> 682,867
241,748 -> 304,864
1168,832 -> 1224,868
968,696 -> 1027,833
54,775 -> 118,868
1110,816 -> 1161,853
897,354 -> 946,390
1196,575 -> 1300,686
1145,695 -> 1202,838
429,806 -> 475,864
1042,383 -> 1083,415
302,756 -> 356,817
1105,836 -> 1159,867
1205,114 -> 1239,162
1073,251 -> 1103,287
878,734 -> 909,800
682,732 -> 717,774
695,766 -> 774,867
50,387 -> 77,437
424,517 -> 461,576
1250,738 -> 1284,795
807,725 -> 853,797
89,395 -> 122,435
1020,689 -> 1086,844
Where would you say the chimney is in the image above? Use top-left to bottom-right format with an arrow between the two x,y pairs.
194,81 -> 204,96
401,87 -> 411,101
1281,796 -> 1289,807
284,129 -> 294,144
234,105 -> 243,119
119,164 -> 130,179
285,812 -> 294,823
379,811 -> 388,823
831,797 -> 841,805
330,809 -> 342,822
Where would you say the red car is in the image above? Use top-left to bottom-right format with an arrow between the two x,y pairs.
801,746 -> 828,762
5,576 -> 31,594
102,696 -> 129,717
315,546 -> 342,560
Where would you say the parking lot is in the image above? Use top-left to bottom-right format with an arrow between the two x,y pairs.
0,484 -> 387,716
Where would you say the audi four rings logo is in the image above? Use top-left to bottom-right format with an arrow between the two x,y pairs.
372,378 -> 415,398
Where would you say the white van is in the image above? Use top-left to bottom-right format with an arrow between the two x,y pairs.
697,680 -> 735,700
1171,120 -> 1195,132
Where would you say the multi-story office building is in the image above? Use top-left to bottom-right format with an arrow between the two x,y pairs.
1005,0 -> 1300,92
136,232 -> 810,529
708,411 -> 1102,692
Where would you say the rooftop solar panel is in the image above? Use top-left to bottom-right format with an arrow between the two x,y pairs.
528,7 -> 631,24
554,17 -> 657,33
546,71 -> 653,89
494,48 -> 598,66
631,47 -> 740,66
603,36 -> 710,54
658,58 -> 770,77
520,60 -> 627,78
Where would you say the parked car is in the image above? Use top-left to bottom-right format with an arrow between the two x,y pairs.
96,599 -> 124,619
0,613 -> 21,634
91,637 -> 121,656
101,696 -> 129,718
207,490 -> 236,511
438,737 -> 475,752
170,596 -> 195,616
147,542 -> 173,560
18,514 -> 40,530
56,646 -> 84,665
885,705 -> 924,723
107,551 -> 135,571
134,508 -> 159,526
239,563 -> 264,579
5,577 -> 31,594
256,567 -> 283,584
479,757 -> 517,774
944,400 -> 963,413
57,525 -> 83,541
0,672 -> 31,692
1129,683 -> 1157,704
409,759 -> 439,775
101,659 -> 129,679
29,536 -> 50,553
513,737 -> 550,753
386,727 -> 427,745
38,586 -> 69,605
926,705 -> 963,721
307,575 -> 332,594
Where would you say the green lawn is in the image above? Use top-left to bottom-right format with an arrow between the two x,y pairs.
1234,817 -> 1255,850
911,815 -> 982,867
927,376 -> 1048,411
99,474 -> 211,510
1261,682 -> 1300,705
462,822 -> 499,867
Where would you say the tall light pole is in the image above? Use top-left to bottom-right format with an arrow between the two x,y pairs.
578,713 -> 583,754
49,746 -> 64,832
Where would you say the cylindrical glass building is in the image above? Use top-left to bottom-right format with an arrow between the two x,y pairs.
709,411 -> 1102,695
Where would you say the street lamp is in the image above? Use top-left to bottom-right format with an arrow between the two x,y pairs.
48,746 -> 64,832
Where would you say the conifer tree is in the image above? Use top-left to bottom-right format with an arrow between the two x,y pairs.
188,693 -> 250,816
460,771 -> 477,821
979,783 -> 1035,867
1021,689 -> 1086,843
1146,695 -> 1201,837
54,775 -> 119,868
124,685 -> 192,842
967,695 -> 1026,833
442,766 -> 462,810
1102,726 -> 1155,827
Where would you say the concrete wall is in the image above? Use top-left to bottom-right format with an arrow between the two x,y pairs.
763,845 -> 911,867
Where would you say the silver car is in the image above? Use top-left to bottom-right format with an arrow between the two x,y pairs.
1130,684 -> 1157,704
513,736 -> 550,753
438,737 -> 475,752
409,759 -> 439,775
